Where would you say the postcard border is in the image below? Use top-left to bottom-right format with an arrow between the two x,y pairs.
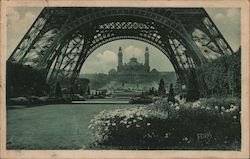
0,0 -> 249,159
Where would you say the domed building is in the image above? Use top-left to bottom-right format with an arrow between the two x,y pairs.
82,47 -> 177,91
108,47 -> 160,83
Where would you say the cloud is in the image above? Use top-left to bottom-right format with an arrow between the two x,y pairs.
214,13 -> 225,20
206,8 -> 240,52
213,8 -> 240,20
95,50 -> 117,66
124,45 -> 143,58
123,45 -> 144,62
82,50 -> 117,73
227,8 -> 239,17
8,8 -> 20,23
8,8 -> 36,35
81,39 -> 175,74
7,8 -> 38,57
82,45 -> 148,73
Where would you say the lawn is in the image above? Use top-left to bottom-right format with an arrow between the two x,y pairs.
7,103 -> 138,149
6,98 -> 241,150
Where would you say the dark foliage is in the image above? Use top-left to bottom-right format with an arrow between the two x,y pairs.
90,99 -> 240,150
158,79 -> 166,96
129,96 -> 154,104
55,82 -> 62,98
197,49 -> 241,97
186,69 -> 200,102
6,62 -> 50,98
168,83 -> 175,103
76,78 -> 90,96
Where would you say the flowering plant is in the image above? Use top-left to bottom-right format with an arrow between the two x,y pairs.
88,98 -> 240,149
89,105 -> 169,146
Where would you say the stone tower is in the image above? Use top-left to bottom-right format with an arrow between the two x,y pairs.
117,47 -> 123,72
144,47 -> 150,72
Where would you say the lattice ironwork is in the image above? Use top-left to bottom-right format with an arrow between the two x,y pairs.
8,7 -> 234,95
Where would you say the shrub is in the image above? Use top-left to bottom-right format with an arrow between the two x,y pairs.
197,51 -> 241,97
201,96 -> 240,109
6,62 -> 50,98
129,96 -> 154,104
89,98 -> 241,149
7,96 -> 70,106
9,97 -> 29,105
89,106 -> 168,147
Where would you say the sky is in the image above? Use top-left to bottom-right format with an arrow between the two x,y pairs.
7,7 -> 241,74
82,40 -> 175,73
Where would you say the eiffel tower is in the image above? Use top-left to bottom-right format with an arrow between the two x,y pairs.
7,7 -> 233,94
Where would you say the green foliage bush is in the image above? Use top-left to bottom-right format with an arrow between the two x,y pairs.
201,96 -> 240,109
6,62 -> 50,98
129,96 -> 154,104
186,69 -> 200,102
197,50 -> 241,97
7,96 -> 70,106
89,98 -> 240,149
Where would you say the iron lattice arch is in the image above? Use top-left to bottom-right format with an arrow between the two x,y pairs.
8,7 -> 233,94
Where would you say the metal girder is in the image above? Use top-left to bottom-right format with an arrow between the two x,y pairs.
8,7 -> 234,94
48,33 -> 85,84
177,10 -> 233,58
8,9 -> 49,63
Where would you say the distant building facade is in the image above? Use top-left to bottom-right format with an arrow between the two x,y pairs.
108,47 -> 176,84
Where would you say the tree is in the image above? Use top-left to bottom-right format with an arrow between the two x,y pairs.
234,49 -> 241,97
149,87 -> 155,95
55,82 -> 62,98
197,48 -> 241,97
186,69 -> 200,102
158,79 -> 166,97
168,83 -> 175,103
6,62 -> 50,98
87,85 -> 91,95
141,91 -> 144,96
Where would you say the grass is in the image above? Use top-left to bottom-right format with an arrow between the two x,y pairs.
7,103 -> 137,149
6,102 -> 240,150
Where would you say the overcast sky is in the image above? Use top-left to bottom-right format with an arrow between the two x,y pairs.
7,7 -> 240,74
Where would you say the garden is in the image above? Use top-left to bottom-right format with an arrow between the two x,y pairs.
88,97 -> 241,150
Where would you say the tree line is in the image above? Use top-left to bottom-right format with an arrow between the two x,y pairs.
197,48 -> 241,97
6,48 -> 241,100
6,62 -> 50,98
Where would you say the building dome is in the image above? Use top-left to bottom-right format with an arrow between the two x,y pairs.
130,57 -> 137,62
127,57 -> 141,66
151,68 -> 159,73
108,68 -> 117,75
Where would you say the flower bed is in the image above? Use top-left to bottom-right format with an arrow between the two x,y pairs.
89,98 -> 241,149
